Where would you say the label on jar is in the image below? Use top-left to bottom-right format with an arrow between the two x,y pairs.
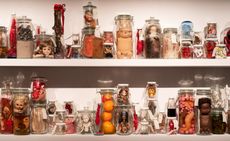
171,34 -> 177,44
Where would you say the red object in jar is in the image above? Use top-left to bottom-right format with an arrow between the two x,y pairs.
181,47 -> 192,58
224,30 -> 230,56
136,29 -> 144,55
205,40 -> 216,58
169,119 -> 174,131
82,35 -> 95,58
31,77 -> 47,103
0,98 -> 13,134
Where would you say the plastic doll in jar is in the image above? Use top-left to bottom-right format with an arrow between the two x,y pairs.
116,28 -> 133,59
84,10 -> 96,28
117,88 -> 129,105
80,113 -> 93,134
118,111 -> 130,134
33,41 -> 54,58
103,32 -> 114,43
13,96 -> 29,114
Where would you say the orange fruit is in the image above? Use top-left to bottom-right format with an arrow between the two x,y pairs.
102,121 -> 116,134
101,112 -> 112,121
103,100 -> 114,112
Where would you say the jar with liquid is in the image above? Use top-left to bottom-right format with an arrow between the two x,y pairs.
146,82 -> 158,100
13,88 -> 30,116
115,14 -> 133,59
212,44 -> 227,59
205,23 -> 217,38
65,115 -> 76,134
180,21 -> 193,40
180,40 -> 193,59
31,77 -> 47,105
0,26 -> 8,58
13,115 -> 30,135
64,101 -> 76,115
54,110 -> 66,123
211,108 -> 226,134
103,31 -> 114,58
193,45 -> 205,58
204,38 -> 218,59
81,27 -> 95,58
47,100 -> 56,115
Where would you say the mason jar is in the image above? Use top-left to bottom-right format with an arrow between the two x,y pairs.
0,26 -> 8,58
162,28 -> 179,59
81,27 -> 95,58
212,44 -> 227,59
204,38 -> 218,59
13,88 -> 30,116
13,115 -> 30,135
83,2 -> 97,29
193,45 -> 205,58
31,77 -> 47,105
115,14 -> 133,59
115,105 -> 133,135
33,32 -> 55,58
178,89 -> 195,134
180,21 -> 193,40
116,84 -> 130,106
144,17 -> 162,58
180,40 -> 193,59
31,105 -> 48,134
211,108 -> 226,134
16,16 -> 34,58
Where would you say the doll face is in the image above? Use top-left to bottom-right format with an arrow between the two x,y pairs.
118,29 -> 132,38
14,99 -> 26,113
84,11 -> 94,22
200,103 -> 211,115
42,46 -> 52,57
82,114 -> 90,123
148,86 -> 155,97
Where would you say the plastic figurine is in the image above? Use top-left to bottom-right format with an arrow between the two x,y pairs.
118,111 -> 130,134
80,113 -> 93,134
117,88 -> 129,105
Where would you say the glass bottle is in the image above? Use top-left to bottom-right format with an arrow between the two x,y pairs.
0,26 -> 8,58
8,14 -> 17,58
115,14 -> 133,59
16,16 -> 34,58
31,105 -> 48,134
180,21 -> 193,40
81,27 -> 95,58
204,38 -> 218,59
166,98 -> 178,134
144,17 -> 162,58
31,77 -> 47,105
162,28 -> 179,59
33,31 -> 55,58
211,108 -> 226,134
116,84 -> 130,106
83,2 -> 97,29
178,89 -> 195,134
193,45 -> 205,58
180,40 -> 193,59
212,44 -> 227,59
103,31 -> 114,58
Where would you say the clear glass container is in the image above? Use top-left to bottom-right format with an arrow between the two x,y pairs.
204,38 -> 218,59
178,89 -> 195,134
211,108 -> 226,134
136,107 -> 154,134
115,105 -> 133,135
136,29 -> 144,58
116,84 -> 130,106
31,77 -> 47,105
193,45 -> 205,58
180,21 -> 193,40
115,14 -> 133,59
16,16 -> 34,58
180,40 -> 193,59
13,88 -> 30,116
31,105 -> 48,134
81,27 -> 95,58
33,32 -> 55,58
8,14 -> 17,58
144,17 -> 162,58
54,110 -> 66,123
103,31 -> 114,58
193,31 -> 202,45
212,44 -> 227,59
146,82 -> 158,100
83,2 -> 97,29
162,28 -> 179,59
53,122 -> 66,135
78,107 -> 94,134
0,26 -> 8,58
48,115 -> 55,133
47,100 -> 56,115
222,26 -> 230,57
64,101 -> 76,115
65,115 -> 76,134
166,98 -> 177,134
205,23 -> 217,38
13,115 -> 30,135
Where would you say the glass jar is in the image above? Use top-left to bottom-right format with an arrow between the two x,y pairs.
48,115 -> 55,133
8,14 -> 17,58
81,27 -> 95,58
13,115 -> 30,135
178,89 -> 195,134
205,23 -> 217,38
103,31 -> 114,58
162,28 -> 179,59
31,105 -> 48,134
31,77 -> 47,105
166,98 -> 178,134
212,44 -> 227,59
33,32 -> 55,58
204,38 -> 218,59
65,115 -> 76,134
0,26 -> 8,58
180,40 -> 193,59
64,101 -> 75,115
47,100 -> 56,115
196,89 -> 212,135
16,16 -> 34,58
211,108 -> 226,134
180,21 -> 193,40
222,27 -> 230,57
144,17 -> 162,58
115,14 -> 133,59
115,105 -> 133,135
146,82 -> 158,100
116,84 -> 130,106
193,31 -> 202,45
193,45 -> 205,58
54,110 -> 66,123
83,2 -> 97,29
13,88 -> 30,116
136,107 -> 154,134
99,89 -> 116,134
227,102 -> 230,134
53,122 -> 66,135
78,107 -> 94,134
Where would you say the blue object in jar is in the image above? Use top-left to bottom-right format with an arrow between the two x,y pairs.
181,21 -> 193,40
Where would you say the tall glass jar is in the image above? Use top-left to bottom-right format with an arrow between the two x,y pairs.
144,17 -> 162,58
115,14 -> 133,59
212,44 -> 227,59
211,108 -> 226,134
33,32 -> 55,58
180,40 -> 193,59
162,28 -> 179,59
115,105 -> 133,135
0,26 -> 8,58
116,84 -> 130,106
204,38 -> 218,59
81,27 -> 95,58
180,21 -> 193,40
31,77 -> 47,105
83,2 -> 97,29
16,16 -> 34,58
178,89 -> 195,134
193,45 -> 205,58
31,105 -> 48,134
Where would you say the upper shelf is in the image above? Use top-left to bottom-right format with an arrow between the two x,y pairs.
0,59 -> 229,67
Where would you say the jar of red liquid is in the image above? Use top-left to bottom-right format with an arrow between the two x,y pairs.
178,89 -> 195,134
65,115 -> 76,134
180,40 -> 193,59
204,38 -> 218,59
81,27 -> 95,58
31,77 -> 47,105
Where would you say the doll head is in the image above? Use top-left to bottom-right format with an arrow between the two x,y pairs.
84,10 -> 94,22
147,85 -> 156,97
117,28 -> 132,38
82,113 -> 90,123
14,97 -> 28,113
198,98 -> 211,115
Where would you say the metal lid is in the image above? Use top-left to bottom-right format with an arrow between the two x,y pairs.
178,89 -> 194,94
100,88 -> 115,94
217,44 -> 226,48
115,14 -> 133,21
83,2 -> 96,11
196,89 -> 211,95
117,84 -> 129,87
12,88 -> 30,94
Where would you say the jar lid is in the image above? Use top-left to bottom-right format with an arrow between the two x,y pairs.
196,89 -> 211,95
56,122 -> 66,126
17,16 -> 32,22
217,44 -> 226,47
83,2 -> 96,11
178,89 -> 194,94
115,14 -> 133,21
31,77 -> 48,82
181,20 -> 193,24
163,28 -> 177,34
205,38 -> 218,41
0,26 -> 7,32
12,88 -> 30,94
83,27 -> 95,35
100,88 -> 115,94
117,84 -> 129,87
115,105 -> 132,108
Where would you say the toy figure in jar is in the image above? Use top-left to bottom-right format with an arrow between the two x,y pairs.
116,84 -> 130,105
79,110 -> 94,134
115,15 -> 133,59
212,44 -> 227,59
83,2 -> 97,29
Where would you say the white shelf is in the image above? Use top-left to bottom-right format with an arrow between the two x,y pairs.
0,134 -> 229,141
0,59 -> 229,67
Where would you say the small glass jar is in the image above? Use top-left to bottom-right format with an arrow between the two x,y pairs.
146,82 -> 158,100
116,84 -> 130,106
166,97 -> 178,134
136,107 -> 154,134
31,77 -> 47,105
211,108 -> 226,134
54,110 -> 66,123
13,115 -> 30,135
47,100 -> 56,115
81,27 -> 95,58
204,38 -> 218,59
115,14 -> 133,59
205,23 -> 217,38
65,115 -> 76,134
180,21 -> 193,40
83,2 -> 97,29
193,45 -> 205,58
144,17 -> 162,58
13,88 -> 30,116
178,89 -> 195,134
31,105 -> 48,134
78,107 -> 94,134
227,102 -> 230,134
64,101 -> 75,115
16,16 -> 34,58
115,105 -> 133,135
222,27 -> 230,57
180,40 -> 193,59
212,44 -> 227,59
103,31 -> 114,58
53,123 -> 66,135
0,26 -> 8,58
33,32 -> 55,58
162,28 -> 179,59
